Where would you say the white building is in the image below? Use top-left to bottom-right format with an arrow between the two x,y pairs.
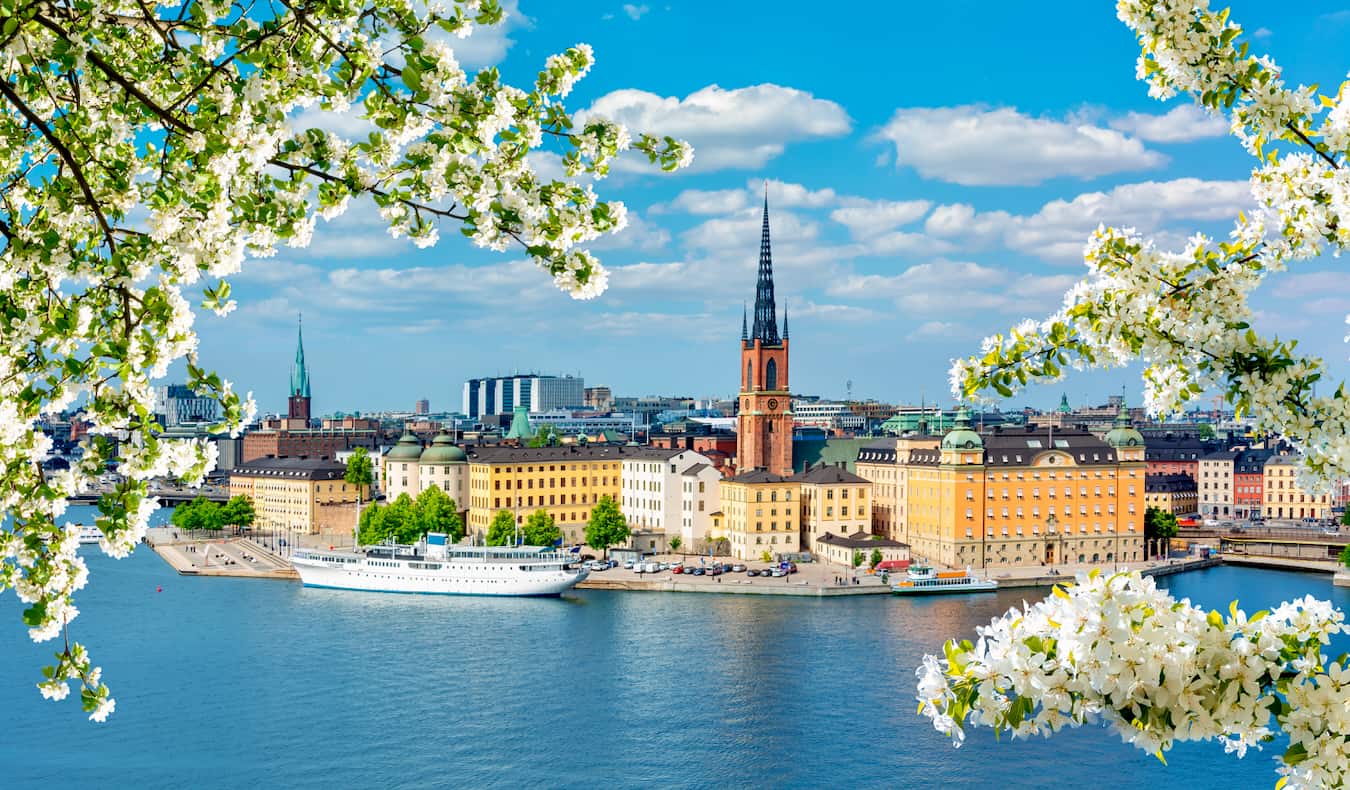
679,462 -> 722,550
527,410 -> 639,436
791,401 -> 866,431
462,375 -> 585,418
620,448 -> 720,543
1198,450 -> 1237,518
379,431 -> 470,510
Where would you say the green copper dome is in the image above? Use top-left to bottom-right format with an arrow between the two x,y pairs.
1105,401 -> 1144,448
941,406 -> 983,450
420,431 -> 467,464
386,431 -> 425,461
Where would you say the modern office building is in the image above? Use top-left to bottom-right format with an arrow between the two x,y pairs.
462,374 -> 585,418
153,384 -> 219,427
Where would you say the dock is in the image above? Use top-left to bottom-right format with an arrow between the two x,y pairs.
577,575 -> 892,596
145,528 -> 298,580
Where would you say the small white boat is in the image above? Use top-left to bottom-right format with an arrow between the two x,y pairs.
77,525 -> 104,545
891,564 -> 997,595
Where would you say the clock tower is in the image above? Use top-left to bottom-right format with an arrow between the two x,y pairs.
736,191 -> 793,476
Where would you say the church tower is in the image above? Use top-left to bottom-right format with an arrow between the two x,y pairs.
736,191 -> 793,475
288,316 -> 312,424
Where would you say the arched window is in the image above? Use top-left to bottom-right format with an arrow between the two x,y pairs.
746,360 -> 754,389
765,358 -> 778,391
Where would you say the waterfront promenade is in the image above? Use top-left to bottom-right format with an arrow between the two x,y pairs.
145,527 -> 297,580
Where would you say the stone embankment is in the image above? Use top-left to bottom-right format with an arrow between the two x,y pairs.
145,527 -> 298,580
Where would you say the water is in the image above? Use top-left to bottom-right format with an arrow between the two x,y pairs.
3,531 -> 1346,788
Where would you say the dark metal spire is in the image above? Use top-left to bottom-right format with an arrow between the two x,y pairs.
751,187 -> 780,345
783,304 -> 789,340
741,303 -> 748,341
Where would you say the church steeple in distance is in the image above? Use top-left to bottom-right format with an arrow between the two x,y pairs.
750,186 -> 780,346
287,314 -> 312,423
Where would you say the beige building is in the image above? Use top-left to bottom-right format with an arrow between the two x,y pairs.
855,434 -> 941,544
1145,473 -> 1198,516
1198,451 -> 1237,519
796,463 -> 872,549
381,430 -> 470,508
815,532 -> 910,568
229,456 -> 363,534
719,470 -> 801,560
1263,454 -> 1331,520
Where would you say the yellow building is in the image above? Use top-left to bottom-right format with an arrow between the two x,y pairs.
229,456 -> 363,534
900,406 -> 1147,569
718,470 -> 801,561
856,434 -> 940,543
796,463 -> 872,549
1263,454 -> 1332,520
463,445 -> 627,545
1145,473 -> 1198,516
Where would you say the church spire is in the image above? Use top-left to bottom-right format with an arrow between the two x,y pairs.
741,303 -> 748,341
291,315 -> 310,398
783,303 -> 789,340
751,186 -> 780,345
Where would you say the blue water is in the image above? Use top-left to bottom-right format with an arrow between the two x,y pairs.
3,529 -> 1346,788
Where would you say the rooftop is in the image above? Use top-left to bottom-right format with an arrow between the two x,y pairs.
816,532 -> 909,549
232,455 -> 347,481
794,464 -> 870,485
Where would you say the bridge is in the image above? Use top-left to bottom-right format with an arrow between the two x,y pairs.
67,487 -> 231,506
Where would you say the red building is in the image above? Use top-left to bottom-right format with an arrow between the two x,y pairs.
735,195 -> 793,477
1234,448 -> 1274,519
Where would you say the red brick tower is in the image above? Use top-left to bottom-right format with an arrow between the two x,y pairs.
736,192 -> 793,475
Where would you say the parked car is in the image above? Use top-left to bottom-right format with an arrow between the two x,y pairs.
623,560 -> 635,569
671,565 -> 684,574
769,568 -> 786,577
581,554 -> 596,561
746,569 -> 760,577
707,566 -> 723,576
731,564 -> 747,573
691,568 -> 705,576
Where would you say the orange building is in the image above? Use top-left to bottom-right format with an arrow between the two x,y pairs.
899,406 -> 1147,569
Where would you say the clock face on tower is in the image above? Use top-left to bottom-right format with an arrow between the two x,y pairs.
767,398 -> 779,410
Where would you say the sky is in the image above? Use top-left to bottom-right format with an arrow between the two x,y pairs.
195,1 -> 1350,416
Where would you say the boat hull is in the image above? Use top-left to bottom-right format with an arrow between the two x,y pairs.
292,557 -> 589,597
891,582 -> 998,595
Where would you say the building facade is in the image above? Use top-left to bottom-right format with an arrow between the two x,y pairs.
619,448 -> 718,539
381,431 -> 470,508
229,456 -> 362,534
1263,454 -> 1332,520
1235,448 -> 1274,518
154,384 -> 219,427
1145,473 -> 1199,516
1198,451 -> 1237,518
463,445 -> 629,545
719,469 -> 801,560
736,194 -> 793,476
902,406 -> 1147,569
679,462 -> 722,552
461,374 -> 585,418
796,463 -> 872,550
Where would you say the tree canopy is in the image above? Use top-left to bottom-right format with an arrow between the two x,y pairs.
359,490 -> 462,545
170,496 -> 224,531
522,509 -> 561,547
485,510 -> 518,547
584,496 -> 629,557
344,448 -> 374,491
0,0 -> 689,719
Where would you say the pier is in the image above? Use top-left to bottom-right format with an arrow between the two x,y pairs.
145,527 -> 298,580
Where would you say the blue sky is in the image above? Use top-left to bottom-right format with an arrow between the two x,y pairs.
197,1 -> 1350,415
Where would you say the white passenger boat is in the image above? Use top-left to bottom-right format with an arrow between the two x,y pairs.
890,565 -> 997,595
77,525 -> 104,545
290,533 -> 589,597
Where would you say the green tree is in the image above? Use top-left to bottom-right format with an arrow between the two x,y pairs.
170,497 -> 223,531
219,495 -> 255,529
415,487 -> 464,543
1341,509 -> 1350,527
870,548 -> 883,569
385,494 -> 418,544
1339,545 -> 1350,569
522,509 -> 561,547
345,448 -> 374,547
761,550 -> 773,564
486,510 -> 518,547
528,424 -> 560,448
853,550 -> 864,569
1144,506 -> 1180,558
1197,423 -> 1216,440
357,504 -> 386,546
584,496 -> 630,557
669,536 -> 683,554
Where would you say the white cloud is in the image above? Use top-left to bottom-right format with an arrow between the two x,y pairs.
654,179 -> 837,215
586,212 -> 670,252
623,4 -> 649,20
907,320 -> 971,340
1108,104 -> 1228,143
826,259 -> 1079,317
924,178 -> 1251,263
1252,26 -> 1273,39
749,179 -> 839,208
876,105 -> 1166,186
443,0 -> 528,69
791,301 -> 884,322
681,208 -> 819,252
830,198 -> 931,239
650,188 -> 750,215
583,84 -> 851,172
1269,271 -> 1350,315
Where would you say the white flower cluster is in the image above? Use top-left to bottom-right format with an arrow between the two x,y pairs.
917,570 -> 1349,788
951,0 -> 1350,489
0,0 -> 688,720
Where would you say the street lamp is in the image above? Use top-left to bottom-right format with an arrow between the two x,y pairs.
1045,513 -> 1058,567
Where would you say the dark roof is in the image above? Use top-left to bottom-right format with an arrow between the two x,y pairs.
856,441 -> 896,464
1202,450 -> 1240,462
793,464 -> 870,484
463,445 -> 651,464
1235,448 -> 1275,474
232,455 -> 346,480
727,469 -> 795,484
982,428 -> 1120,466
1145,473 -> 1197,493
681,462 -> 714,477
617,446 -> 689,461
816,532 -> 909,549
1145,438 -> 1221,462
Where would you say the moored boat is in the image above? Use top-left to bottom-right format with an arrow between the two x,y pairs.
77,525 -> 104,545
290,532 -> 589,597
890,564 -> 997,595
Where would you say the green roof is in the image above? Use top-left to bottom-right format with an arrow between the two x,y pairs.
505,406 -> 532,440
420,431 -> 467,464
792,437 -> 873,473
386,431 -> 424,461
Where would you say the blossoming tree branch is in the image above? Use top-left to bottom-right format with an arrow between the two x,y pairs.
925,1 -> 1350,787
0,0 -> 690,721
950,0 -> 1350,491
